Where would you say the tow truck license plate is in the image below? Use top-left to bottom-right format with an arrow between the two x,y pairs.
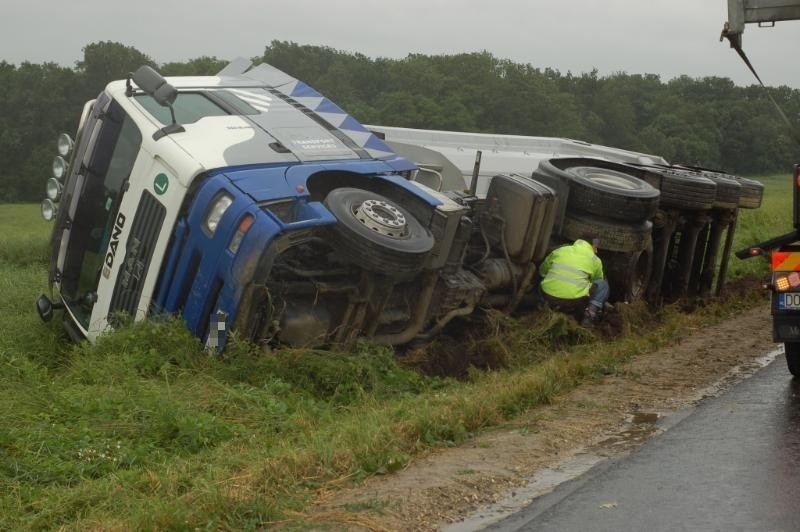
779,293 -> 800,310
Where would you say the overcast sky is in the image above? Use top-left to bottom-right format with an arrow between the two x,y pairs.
3,0 -> 799,87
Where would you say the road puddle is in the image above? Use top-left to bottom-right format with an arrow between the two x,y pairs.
591,412 -> 661,454
631,411 -> 659,424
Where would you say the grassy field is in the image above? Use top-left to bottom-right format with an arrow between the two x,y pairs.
0,177 -> 786,530
727,173 -> 794,278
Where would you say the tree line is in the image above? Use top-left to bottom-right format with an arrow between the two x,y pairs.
1,40 -> 797,202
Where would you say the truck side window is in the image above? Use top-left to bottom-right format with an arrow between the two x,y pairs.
134,93 -> 229,125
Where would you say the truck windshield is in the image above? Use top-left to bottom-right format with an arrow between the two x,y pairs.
60,100 -> 142,329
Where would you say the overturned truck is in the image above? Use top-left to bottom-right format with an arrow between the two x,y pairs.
36,61 -> 763,350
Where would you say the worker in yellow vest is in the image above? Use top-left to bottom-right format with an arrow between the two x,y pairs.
539,238 -> 609,326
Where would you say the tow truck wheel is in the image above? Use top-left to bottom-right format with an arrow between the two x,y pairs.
324,187 -> 434,274
785,342 -> 800,378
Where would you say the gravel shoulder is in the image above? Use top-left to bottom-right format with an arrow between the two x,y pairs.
309,303 -> 776,531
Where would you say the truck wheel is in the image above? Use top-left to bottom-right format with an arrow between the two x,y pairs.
602,248 -> 653,302
785,342 -> 800,378
702,173 -> 741,209
733,176 -> 764,209
675,165 -> 742,209
323,187 -> 434,274
544,160 -> 660,223
636,165 -> 717,211
561,212 -> 653,254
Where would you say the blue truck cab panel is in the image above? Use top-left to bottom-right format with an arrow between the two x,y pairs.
151,156 -> 444,347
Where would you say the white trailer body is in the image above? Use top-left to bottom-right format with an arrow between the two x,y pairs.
367,125 -> 668,195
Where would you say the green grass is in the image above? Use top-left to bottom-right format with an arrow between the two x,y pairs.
728,174 -> 794,278
0,204 -> 51,267
0,183 -> 780,529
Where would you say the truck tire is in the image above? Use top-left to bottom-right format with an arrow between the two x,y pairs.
561,212 -> 653,253
543,160 -> 660,223
675,165 -> 742,209
728,175 -> 763,209
323,187 -> 434,274
635,165 -> 717,211
786,342 -> 800,378
602,248 -> 653,302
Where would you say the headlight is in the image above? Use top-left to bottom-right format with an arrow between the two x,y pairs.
46,178 -> 62,201
41,199 -> 58,221
57,133 -> 73,157
52,156 -> 68,180
204,193 -> 234,235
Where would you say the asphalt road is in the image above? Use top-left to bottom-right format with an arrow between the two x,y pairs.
488,357 -> 800,531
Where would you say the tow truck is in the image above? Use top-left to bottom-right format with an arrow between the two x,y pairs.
723,0 -> 800,376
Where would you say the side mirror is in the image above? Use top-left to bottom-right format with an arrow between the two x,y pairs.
36,294 -> 65,322
132,66 -> 177,106
153,83 -> 178,107
36,294 -> 57,322
130,65 -> 185,140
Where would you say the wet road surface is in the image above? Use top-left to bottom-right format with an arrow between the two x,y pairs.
488,357 -> 800,531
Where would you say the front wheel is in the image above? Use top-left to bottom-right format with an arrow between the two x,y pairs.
323,187 -> 434,274
785,343 -> 800,378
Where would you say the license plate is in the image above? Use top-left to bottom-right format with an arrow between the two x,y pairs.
779,293 -> 800,309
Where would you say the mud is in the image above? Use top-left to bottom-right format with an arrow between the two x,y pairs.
401,301 -> 617,380
309,301 -> 776,531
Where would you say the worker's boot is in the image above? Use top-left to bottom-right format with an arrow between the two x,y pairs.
581,305 -> 599,328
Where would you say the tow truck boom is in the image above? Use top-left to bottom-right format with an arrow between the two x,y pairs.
722,0 -> 800,48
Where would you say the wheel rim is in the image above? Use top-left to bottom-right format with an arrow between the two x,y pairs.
354,199 -> 409,239
572,167 -> 642,191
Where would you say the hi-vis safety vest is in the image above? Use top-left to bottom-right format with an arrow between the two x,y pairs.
540,240 -> 604,299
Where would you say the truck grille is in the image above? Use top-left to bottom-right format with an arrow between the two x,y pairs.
108,190 -> 166,318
